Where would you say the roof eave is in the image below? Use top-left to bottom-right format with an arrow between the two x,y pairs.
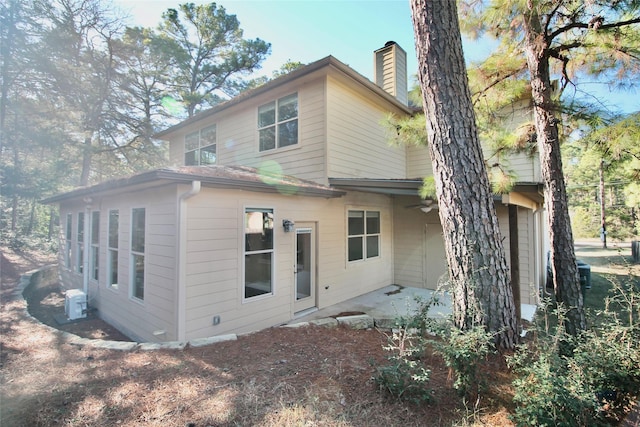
42,169 -> 345,204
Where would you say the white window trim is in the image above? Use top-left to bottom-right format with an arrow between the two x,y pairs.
130,207 -> 145,303
90,211 -> 100,282
65,213 -> 72,269
107,209 -> 119,291
347,209 -> 381,264
257,93 -> 298,152
76,212 -> 84,274
242,206 -> 276,303
185,124 -> 217,166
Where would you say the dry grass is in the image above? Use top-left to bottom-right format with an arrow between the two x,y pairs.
2,242 -> 638,426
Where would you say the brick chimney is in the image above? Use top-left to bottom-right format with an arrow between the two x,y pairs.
373,41 -> 408,106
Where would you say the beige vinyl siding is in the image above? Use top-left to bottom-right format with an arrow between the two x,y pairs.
167,78 -> 328,184
326,75 -> 406,179
374,44 -> 408,105
392,197 -> 426,287
71,186 -> 180,342
517,207 -> 537,305
406,144 -> 433,178
506,151 -> 541,183
182,187 -> 393,340
392,197 -> 447,290
497,205 -> 539,306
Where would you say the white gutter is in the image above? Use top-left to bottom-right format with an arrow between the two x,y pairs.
175,181 -> 201,341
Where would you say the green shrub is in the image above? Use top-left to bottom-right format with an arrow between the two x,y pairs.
509,273 -> 640,426
374,295 -> 444,403
509,344 -> 597,427
430,324 -> 494,398
374,326 -> 433,404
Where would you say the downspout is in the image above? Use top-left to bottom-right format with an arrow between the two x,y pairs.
82,197 -> 92,295
176,181 -> 201,341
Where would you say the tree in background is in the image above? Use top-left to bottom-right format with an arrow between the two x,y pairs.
1,1 -> 278,244
410,0 -> 518,350
459,0 -> 640,336
566,113 -> 640,241
1,0 -> 77,240
30,0 -> 130,186
107,26 -> 175,174
157,2 -> 271,117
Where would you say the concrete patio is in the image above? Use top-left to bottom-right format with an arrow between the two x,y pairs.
291,284 -> 536,326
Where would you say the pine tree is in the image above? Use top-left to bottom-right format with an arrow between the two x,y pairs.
410,0 -> 518,349
459,0 -> 640,335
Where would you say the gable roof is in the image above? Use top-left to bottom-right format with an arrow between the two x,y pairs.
42,165 -> 345,204
153,55 -> 414,140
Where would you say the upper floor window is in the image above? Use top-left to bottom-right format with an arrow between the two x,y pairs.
185,124 -> 217,165
258,93 -> 298,151
348,210 -> 380,262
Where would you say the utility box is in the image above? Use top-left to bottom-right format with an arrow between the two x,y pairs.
577,260 -> 591,300
65,289 -> 87,320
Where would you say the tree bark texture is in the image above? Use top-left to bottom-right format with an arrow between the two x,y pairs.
410,0 -> 518,349
522,8 -> 586,335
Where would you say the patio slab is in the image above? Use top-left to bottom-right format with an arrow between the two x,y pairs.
292,284 -> 536,325
293,285 -> 452,324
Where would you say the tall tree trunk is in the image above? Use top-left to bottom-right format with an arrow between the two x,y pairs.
79,134 -> 92,186
599,159 -> 607,249
522,8 -> 586,335
26,198 -> 36,236
410,0 -> 518,349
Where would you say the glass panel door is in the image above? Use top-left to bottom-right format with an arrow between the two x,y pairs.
295,226 -> 315,312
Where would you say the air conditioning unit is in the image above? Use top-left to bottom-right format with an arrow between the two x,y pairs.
65,289 -> 87,320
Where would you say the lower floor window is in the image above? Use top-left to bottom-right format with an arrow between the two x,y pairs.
132,253 -> 144,300
91,247 -> 99,281
244,252 -> 272,298
244,208 -> 274,299
348,210 -> 380,262
108,249 -> 118,288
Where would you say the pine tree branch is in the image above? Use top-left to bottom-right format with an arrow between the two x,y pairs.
548,16 -> 640,42
471,66 -> 526,106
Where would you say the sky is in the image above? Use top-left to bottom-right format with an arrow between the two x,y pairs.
113,0 -> 638,115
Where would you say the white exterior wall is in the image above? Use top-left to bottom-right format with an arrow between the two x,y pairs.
59,186 -> 179,342
392,197 -> 540,307
326,75 -> 407,180
392,197 -> 447,289
406,144 -> 433,178
168,77 -> 328,184
517,206 -> 538,305
182,187 -> 394,339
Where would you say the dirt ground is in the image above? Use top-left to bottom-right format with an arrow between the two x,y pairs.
1,243 -> 638,426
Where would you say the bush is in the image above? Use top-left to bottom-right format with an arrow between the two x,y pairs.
374,325 -> 433,404
430,324 -> 494,398
374,293 -> 495,402
509,273 -> 640,426
509,344 -> 596,427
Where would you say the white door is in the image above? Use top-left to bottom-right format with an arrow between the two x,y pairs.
294,224 -> 316,313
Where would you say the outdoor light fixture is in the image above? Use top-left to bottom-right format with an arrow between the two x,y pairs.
282,219 -> 295,232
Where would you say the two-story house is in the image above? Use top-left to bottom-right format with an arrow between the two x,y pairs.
44,42 -> 547,343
